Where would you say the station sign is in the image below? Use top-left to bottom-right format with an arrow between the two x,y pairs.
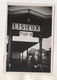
12,23 -> 40,32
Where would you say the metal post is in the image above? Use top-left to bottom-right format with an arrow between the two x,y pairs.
39,35 -> 43,71
39,36 -> 42,64
22,52 -> 23,61
27,49 -> 29,63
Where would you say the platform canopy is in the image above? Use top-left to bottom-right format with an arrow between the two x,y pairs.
8,9 -> 52,38
7,8 -> 52,53
11,36 -> 39,52
11,41 -> 38,52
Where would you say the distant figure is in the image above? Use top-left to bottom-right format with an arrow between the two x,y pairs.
30,54 -> 35,71
30,51 -> 39,72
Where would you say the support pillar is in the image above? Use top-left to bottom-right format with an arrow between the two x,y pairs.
27,49 -> 29,63
7,15 -> 12,71
39,36 -> 42,64
22,52 -> 23,61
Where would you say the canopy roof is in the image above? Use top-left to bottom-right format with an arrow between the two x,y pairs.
8,9 -> 52,19
7,9 -> 52,53
11,41 -> 38,52
8,9 -> 52,38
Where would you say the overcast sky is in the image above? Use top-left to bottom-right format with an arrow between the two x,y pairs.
28,37 -> 51,51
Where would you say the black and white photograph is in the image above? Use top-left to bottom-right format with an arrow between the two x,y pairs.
6,5 -> 52,73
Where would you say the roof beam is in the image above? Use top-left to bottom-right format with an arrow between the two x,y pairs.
8,9 -> 52,19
